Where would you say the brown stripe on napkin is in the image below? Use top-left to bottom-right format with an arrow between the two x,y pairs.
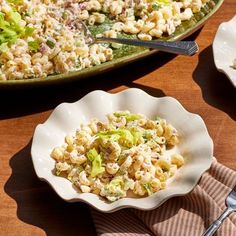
92,209 -> 155,236
91,159 -> 236,236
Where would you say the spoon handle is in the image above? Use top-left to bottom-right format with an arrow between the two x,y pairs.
96,37 -> 199,56
202,208 -> 233,236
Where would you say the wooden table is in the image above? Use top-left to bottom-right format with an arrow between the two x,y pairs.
1,1 -> 236,235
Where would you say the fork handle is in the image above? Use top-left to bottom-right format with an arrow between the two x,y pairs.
96,37 -> 198,56
202,208 -> 233,236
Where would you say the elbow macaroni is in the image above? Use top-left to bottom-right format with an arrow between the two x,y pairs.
51,111 -> 185,202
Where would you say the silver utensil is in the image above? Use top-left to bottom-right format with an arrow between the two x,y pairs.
202,185 -> 236,236
81,22 -> 199,56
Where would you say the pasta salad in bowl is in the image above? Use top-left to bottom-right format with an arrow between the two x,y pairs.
31,88 -> 213,212
51,110 -> 184,202
0,0 -> 223,85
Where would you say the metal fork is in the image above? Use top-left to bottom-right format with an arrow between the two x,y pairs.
202,185 -> 236,236
80,22 -> 199,56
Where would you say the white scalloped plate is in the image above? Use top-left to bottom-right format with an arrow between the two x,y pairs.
213,15 -> 236,88
31,88 -> 213,212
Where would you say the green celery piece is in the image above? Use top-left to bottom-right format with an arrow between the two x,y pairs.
28,40 -> 40,52
143,183 -> 152,195
86,148 -> 105,177
125,114 -> 141,122
113,111 -> 130,117
90,154 -> 105,177
149,0 -> 171,6
143,183 -> 151,190
109,178 -> 123,187
156,0 -> 171,5
25,27 -> 35,36
8,11 -> 25,35
96,130 -> 121,142
0,10 -> 26,46
118,128 -> 134,146
105,178 -> 124,193
87,148 -> 99,162
8,10 -> 21,24
142,130 -> 155,140
97,127 -> 142,147
113,112 -> 141,122
0,28 -> 17,45
0,42 -> 9,53
130,128 -> 142,145
6,0 -> 24,5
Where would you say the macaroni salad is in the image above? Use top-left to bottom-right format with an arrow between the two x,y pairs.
51,111 -> 185,202
0,0 -> 210,80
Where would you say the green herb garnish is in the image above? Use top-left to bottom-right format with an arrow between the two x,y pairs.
46,39 -> 55,49
152,3 -> 160,10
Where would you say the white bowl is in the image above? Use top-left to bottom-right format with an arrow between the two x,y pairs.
31,88 -> 213,212
213,15 -> 236,88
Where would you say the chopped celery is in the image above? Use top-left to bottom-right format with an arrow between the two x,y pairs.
25,27 -> 35,36
113,111 -> 141,122
87,148 -> 99,161
86,148 -> 105,177
28,40 -> 40,52
0,42 -> 8,53
90,154 -> 105,177
6,0 -> 23,5
143,183 -> 152,195
97,128 -> 140,147
0,10 -> 30,46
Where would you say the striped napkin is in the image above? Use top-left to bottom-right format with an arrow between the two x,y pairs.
91,159 -> 236,236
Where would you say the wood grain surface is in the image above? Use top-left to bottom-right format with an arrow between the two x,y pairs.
0,1 -> 236,235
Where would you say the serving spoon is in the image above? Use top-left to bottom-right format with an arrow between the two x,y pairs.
81,22 -> 199,56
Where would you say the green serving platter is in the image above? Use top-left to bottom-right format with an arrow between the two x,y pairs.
0,0 -> 224,88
